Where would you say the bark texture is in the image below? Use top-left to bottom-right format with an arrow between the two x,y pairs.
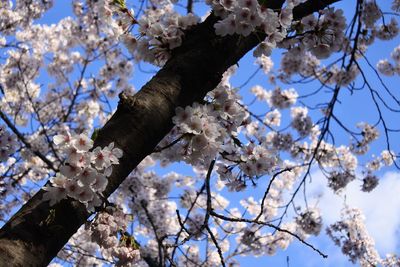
0,1 -> 340,266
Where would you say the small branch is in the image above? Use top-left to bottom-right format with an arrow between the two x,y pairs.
140,201 -> 163,267
203,159 -> 216,226
211,211 -> 328,259
0,110 -> 56,172
187,0 -> 193,14
206,225 -> 226,267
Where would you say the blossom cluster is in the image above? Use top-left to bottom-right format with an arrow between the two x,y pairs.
237,222 -> 297,257
327,207 -> 381,266
255,54 -> 274,74
216,0 -> 294,57
210,0 -> 293,58
366,150 -> 396,172
298,8 -> 347,59
361,1 -> 382,29
296,209 -> 323,236
274,2 -> 399,86
43,131 -> 122,211
0,125 -> 17,162
247,6 -> 347,86
90,208 -> 141,265
211,0 -> 289,36
0,0 -> 53,35
291,107 -> 313,137
361,173 -> 379,192
156,73 -> 247,168
350,122 -> 380,155
275,8 -> 360,86
377,45 -> 400,76
1,0 -> 136,133
0,45 -> 43,126
251,85 -> 298,109
327,171 -> 356,193
134,1 -> 199,65
393,0 -> 400,11
284,50 -> 320,79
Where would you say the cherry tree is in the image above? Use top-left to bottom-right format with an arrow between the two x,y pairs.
0,0 -> 399,266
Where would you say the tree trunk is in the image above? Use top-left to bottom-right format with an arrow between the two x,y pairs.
0,1 -> 339,266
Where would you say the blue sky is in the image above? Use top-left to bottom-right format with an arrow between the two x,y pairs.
21,0 -> 400,266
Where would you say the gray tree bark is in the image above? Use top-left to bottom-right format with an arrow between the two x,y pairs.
0,1 -> 339,266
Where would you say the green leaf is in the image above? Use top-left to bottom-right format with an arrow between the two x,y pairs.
91,128 -> 99,141
258,0 -> 268,6
112,0 -> 126,8
119,231 -> 140,250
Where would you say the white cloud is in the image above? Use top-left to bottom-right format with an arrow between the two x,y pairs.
305,170 -> 400,254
